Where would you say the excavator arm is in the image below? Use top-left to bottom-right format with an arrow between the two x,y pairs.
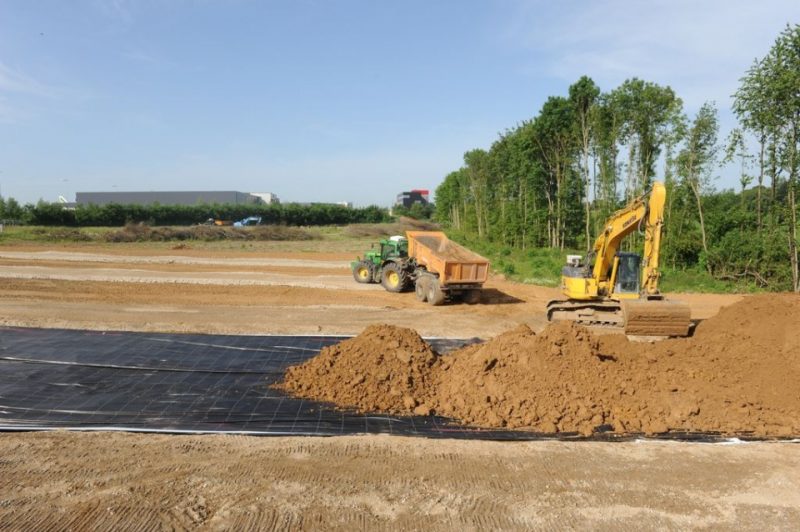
591,181 -> 666,296
641,182 -> 665,296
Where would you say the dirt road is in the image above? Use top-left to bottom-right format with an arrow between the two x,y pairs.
1,242 -> 793,530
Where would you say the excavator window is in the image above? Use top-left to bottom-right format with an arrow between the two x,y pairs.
614,253 -> 641,294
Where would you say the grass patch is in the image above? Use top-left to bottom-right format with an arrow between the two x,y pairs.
104,223 -> 319,242
0,225 -> 104,243
0,224 -> 320,244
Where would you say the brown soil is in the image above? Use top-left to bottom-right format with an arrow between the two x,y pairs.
281,294 -> 800,437
0,244 -> 739,338
3,432 -> 798,530
281,324 -> 442,416
413,234 -> 487,262
0,242 -> 797,527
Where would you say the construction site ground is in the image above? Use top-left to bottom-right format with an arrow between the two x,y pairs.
1,240 -> 798,529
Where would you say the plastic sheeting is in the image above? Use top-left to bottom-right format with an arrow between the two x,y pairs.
0,326 -> 499,438
0,326 -> 743,441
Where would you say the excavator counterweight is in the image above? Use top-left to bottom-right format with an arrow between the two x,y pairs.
547,182 -> 691,337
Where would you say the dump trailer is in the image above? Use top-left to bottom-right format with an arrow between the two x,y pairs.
406,231 -> 489,305
350,231 -> 489,305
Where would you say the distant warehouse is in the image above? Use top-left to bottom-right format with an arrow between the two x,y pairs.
75,191 -> 279,206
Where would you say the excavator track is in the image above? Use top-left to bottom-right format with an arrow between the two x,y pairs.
546,300 -> 625,328
547,298 -> 691,337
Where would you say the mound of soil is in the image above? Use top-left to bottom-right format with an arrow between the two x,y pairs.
280,324 -> 441,416
279,294 -> 800,437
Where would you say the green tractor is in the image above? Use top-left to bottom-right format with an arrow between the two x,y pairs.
351,236 -> 413,292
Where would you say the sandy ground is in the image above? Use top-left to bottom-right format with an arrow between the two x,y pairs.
1,432 -> 798,530
0,246 -> 738,338
1,242 -> 795,530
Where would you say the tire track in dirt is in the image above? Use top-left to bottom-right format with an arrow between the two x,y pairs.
0,250 -> 350,269
1,432 -> 799,529
0,264 -> 373,290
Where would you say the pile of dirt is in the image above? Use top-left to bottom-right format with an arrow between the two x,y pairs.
280,294 -> 800,437
342,217 -> 439,238
280,324 -> 441,416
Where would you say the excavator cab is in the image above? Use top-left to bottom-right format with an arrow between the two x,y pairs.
612,252 -> 641,296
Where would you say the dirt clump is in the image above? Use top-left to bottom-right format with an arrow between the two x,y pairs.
280,324 -> 441,415
280,294 -> 800,437
432,322 -> 620,435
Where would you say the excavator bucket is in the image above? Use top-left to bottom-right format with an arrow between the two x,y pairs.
621,299 -> 691,337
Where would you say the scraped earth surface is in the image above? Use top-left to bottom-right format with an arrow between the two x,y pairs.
281,295 -> 800,437
1,242 -> 797,529
0,245 -> 738,337
1,432 -> 799,530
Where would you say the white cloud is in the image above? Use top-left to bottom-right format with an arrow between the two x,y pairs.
503,0 -> 800,110
92,0 -> 135,23
0,62 -> 53,97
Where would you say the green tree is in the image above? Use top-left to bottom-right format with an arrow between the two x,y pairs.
569,76 -> 600,250
734,24 -> 800,291
676,102 -> 719,261
532,96 -> 578,248
612,78 -> 683,198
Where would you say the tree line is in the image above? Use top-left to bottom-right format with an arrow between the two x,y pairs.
435,24 -> 800,292
0,199 -> 389,227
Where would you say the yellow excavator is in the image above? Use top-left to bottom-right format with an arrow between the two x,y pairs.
546,181 -> 691,336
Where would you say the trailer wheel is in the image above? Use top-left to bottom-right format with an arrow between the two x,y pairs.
352,261 -> 374,284
426,278 -> 446,306
415,277 -> 429,302
381,262 -> 408,293
463,289 -> 482,305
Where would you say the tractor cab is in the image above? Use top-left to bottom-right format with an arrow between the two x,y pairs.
379,235 -> 408,261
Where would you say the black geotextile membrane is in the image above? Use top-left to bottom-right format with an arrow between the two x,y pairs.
0,326 -> 761,442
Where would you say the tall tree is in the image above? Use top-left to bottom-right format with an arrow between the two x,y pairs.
735,24 -> 800,291
676,102 -> 719,262
591,92 -> 624,224
532,96 -> 578,248
612,79 -> 683,197
569,76 -> 600,251
722,128 -> 754,221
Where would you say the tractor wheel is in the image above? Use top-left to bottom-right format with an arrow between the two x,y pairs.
463,289 -> 482,305
415,276 -> 430,302
381,262 -> 408,293
352,261 -> 374,284
426,278 -> 446,306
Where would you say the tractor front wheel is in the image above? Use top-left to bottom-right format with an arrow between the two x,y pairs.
352,261 -> 374,284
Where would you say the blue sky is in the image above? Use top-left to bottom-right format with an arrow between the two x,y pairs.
1,0 -> 798,206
